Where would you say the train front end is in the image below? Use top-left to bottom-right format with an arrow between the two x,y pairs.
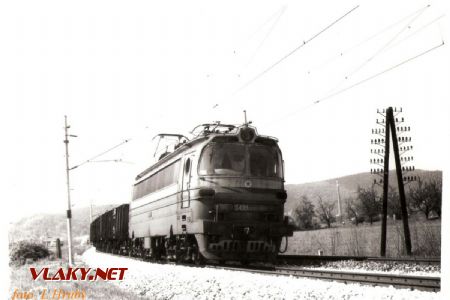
191,126 -> 293,262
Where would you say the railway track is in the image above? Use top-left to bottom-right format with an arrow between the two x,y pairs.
211,264 -> 441,292
93,249 -> 441,292
277,254 -> 441,266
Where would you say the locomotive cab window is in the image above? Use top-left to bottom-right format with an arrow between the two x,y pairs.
199,143 -> 245,175
198,143 -> 282,178
249,145 -> 282,178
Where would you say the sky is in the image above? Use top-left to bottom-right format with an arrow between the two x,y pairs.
1,0 -> 449,223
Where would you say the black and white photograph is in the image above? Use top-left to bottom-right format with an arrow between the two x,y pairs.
2,0 -> 449,299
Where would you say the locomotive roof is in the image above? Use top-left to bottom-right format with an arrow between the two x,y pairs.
135,125 -> 279,181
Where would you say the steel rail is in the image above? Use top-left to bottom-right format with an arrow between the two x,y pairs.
277,254 -> 441,265
212,265 -> 440,292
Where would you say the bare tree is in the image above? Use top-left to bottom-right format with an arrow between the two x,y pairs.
408,178 -> 442,219
356,185 -> 380,225
317,196 -> 336,228
293,195 -> 317,230
345,197 -> 363,225
387,186 -> 402,220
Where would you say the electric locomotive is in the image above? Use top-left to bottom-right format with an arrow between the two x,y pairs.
90,122 -> 293,263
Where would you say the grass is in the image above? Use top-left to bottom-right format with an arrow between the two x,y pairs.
9,249 -> 145,300
287,219 -> 441,257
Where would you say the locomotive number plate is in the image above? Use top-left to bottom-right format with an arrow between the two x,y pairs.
234,204 -> 249,211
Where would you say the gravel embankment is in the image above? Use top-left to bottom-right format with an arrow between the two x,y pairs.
302,260 -> 440,276
82,248 -> 443,300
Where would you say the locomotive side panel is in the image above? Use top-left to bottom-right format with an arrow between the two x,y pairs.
129,185 -> 179,238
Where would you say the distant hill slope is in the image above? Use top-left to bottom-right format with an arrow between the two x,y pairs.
285,170 -> 442,214
9,170 -> 441,242
9,204 -> 118,243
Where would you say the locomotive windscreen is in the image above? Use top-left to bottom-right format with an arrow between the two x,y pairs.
199,143 -> 282,178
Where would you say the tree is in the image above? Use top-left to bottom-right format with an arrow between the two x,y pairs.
356,185 -> 381,225
345,197 -> 363,225
408,178 -> 442,219
293,196 -> 317,230
387,186 -> 402,220
317,196 -> 336,228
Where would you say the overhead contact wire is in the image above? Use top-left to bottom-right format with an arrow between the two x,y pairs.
232,5 -> 360,96
70,139 -> 131,170
272,41 -> 445,124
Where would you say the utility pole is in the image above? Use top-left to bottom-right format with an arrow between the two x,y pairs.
380,108 -> 391,257
64,116 -> 74,266
388,109 -> 412,255
371,107 -> 413,256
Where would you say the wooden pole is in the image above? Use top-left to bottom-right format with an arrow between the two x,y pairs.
380,108 -> 391,256
388,108 -> 412,255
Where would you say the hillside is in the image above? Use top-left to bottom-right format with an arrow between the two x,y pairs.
285,169 -> 442,214
8,204 -> 118,243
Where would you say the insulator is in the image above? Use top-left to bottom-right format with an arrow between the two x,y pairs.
400,108 -> 403,112
377,109 -> 379,113
408,126 -> 410,131
394,107 -> 397,112
376,119 -> 378,123
396,118 -> 398,122
401,117 -> 404,122
379,179 -> 383,184
413,166 -> 415,171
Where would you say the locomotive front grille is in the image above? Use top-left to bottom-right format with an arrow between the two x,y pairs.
208,240 -> 275,253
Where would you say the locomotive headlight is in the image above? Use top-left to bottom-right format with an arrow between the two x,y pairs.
239,127 -> 256,142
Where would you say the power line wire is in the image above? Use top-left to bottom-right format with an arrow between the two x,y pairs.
70,139 -> 131,170
314,40 -> 444,105
270,40 -> 445,124
244,5 -> 287,68
230,5 -> 360,97
323,4 -> 430,97
305,4 -> 431,76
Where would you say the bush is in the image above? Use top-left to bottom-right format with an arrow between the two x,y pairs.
10,241 -> 51,265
